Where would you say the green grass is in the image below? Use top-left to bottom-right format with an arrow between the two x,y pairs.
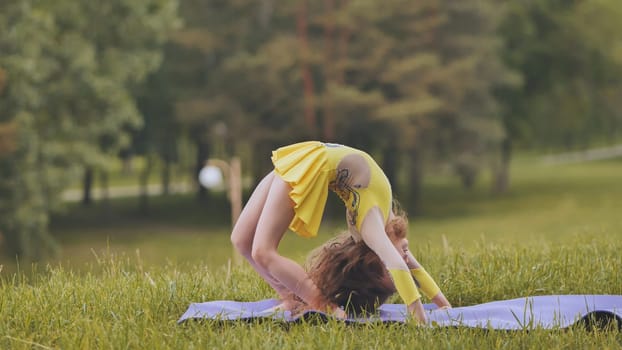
1,157 -> 621,349
0,239 -> 620,349
42,156 -> 622,270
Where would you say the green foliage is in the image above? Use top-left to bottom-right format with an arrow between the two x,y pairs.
498,0 -> 622,149
0,0 -> 180,260
4,0 -> 622,262
119,0 -> 622,211
156,0 -> 518,188
150,0 -> 622,200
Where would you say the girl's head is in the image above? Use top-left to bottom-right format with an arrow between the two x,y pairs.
385,203 -> 410,263
385,202 -> 409,242
305,233 -> 395,315
306,207 -> 409,315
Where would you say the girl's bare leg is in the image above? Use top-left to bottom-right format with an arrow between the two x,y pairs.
230,172 -> 291,299
250,175 -> 325,309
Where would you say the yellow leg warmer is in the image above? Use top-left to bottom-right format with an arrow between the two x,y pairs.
410,267 -> 441,299
388,269 -> 421,305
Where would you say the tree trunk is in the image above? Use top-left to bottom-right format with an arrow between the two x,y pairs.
161,156 -> 171,196
336,0 -> 350,86
322,0 -> 335,141
459,169 -> 477,189
382,138 -> 398,190
408,146 -> 424,216
492,137 -> 512,194
82,167 -> 94,206
258,0 -> 274,29
121,152 -> 133,175
100,170 -> 110,208
195,139 -> 210,201
250,141 -> 273,190
139,154 -> 153,213
297,0 -> 317,137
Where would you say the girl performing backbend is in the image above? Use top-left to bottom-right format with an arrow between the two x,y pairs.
230,141 -> 450,322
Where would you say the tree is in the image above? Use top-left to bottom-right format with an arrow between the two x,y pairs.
164,0 -> 260,197
430,0 -> 517,193
0,0 -> 179,260
131,77 -> 175,211
162,0 -> 320,190
320,0 -> 514,209
498,0 -> 622,155
76,0 -> 181,205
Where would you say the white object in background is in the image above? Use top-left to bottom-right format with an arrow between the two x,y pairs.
198,165 -> 224,188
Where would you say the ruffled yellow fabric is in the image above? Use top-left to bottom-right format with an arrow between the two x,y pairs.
271,141 -> 329,238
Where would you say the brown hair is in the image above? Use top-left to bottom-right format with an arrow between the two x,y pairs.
305,208 -> 409,315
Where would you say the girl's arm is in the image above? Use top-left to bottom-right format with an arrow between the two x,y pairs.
359,208 -> 427,324
405,251 -> 452,309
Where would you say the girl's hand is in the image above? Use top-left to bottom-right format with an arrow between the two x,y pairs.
407,299 -> 428,325
266,299 -> 301,314
431,292 -> 452,309
307,298 -> 347,319
329,305 -> 348,319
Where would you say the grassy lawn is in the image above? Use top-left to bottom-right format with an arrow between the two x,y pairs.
37,155 -> 622,271
1,156 -> 621,349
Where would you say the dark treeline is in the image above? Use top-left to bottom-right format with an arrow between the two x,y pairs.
1,0 -> 622,260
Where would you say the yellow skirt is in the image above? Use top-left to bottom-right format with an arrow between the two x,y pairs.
271,141 -> 330,238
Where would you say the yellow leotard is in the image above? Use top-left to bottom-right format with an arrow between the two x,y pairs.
273,141 -> 427,307
272,141 -> 392,238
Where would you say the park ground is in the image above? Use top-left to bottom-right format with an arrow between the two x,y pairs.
1,155 -> 621,349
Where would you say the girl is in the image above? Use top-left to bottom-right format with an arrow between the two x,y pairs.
230,141 -> 450,323
304,209 -> 451,316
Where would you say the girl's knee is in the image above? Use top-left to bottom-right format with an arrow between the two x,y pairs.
231,231 -> 252,256
251,247 -> 277,269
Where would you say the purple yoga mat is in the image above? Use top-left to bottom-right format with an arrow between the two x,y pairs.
178,295 -> 622,329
